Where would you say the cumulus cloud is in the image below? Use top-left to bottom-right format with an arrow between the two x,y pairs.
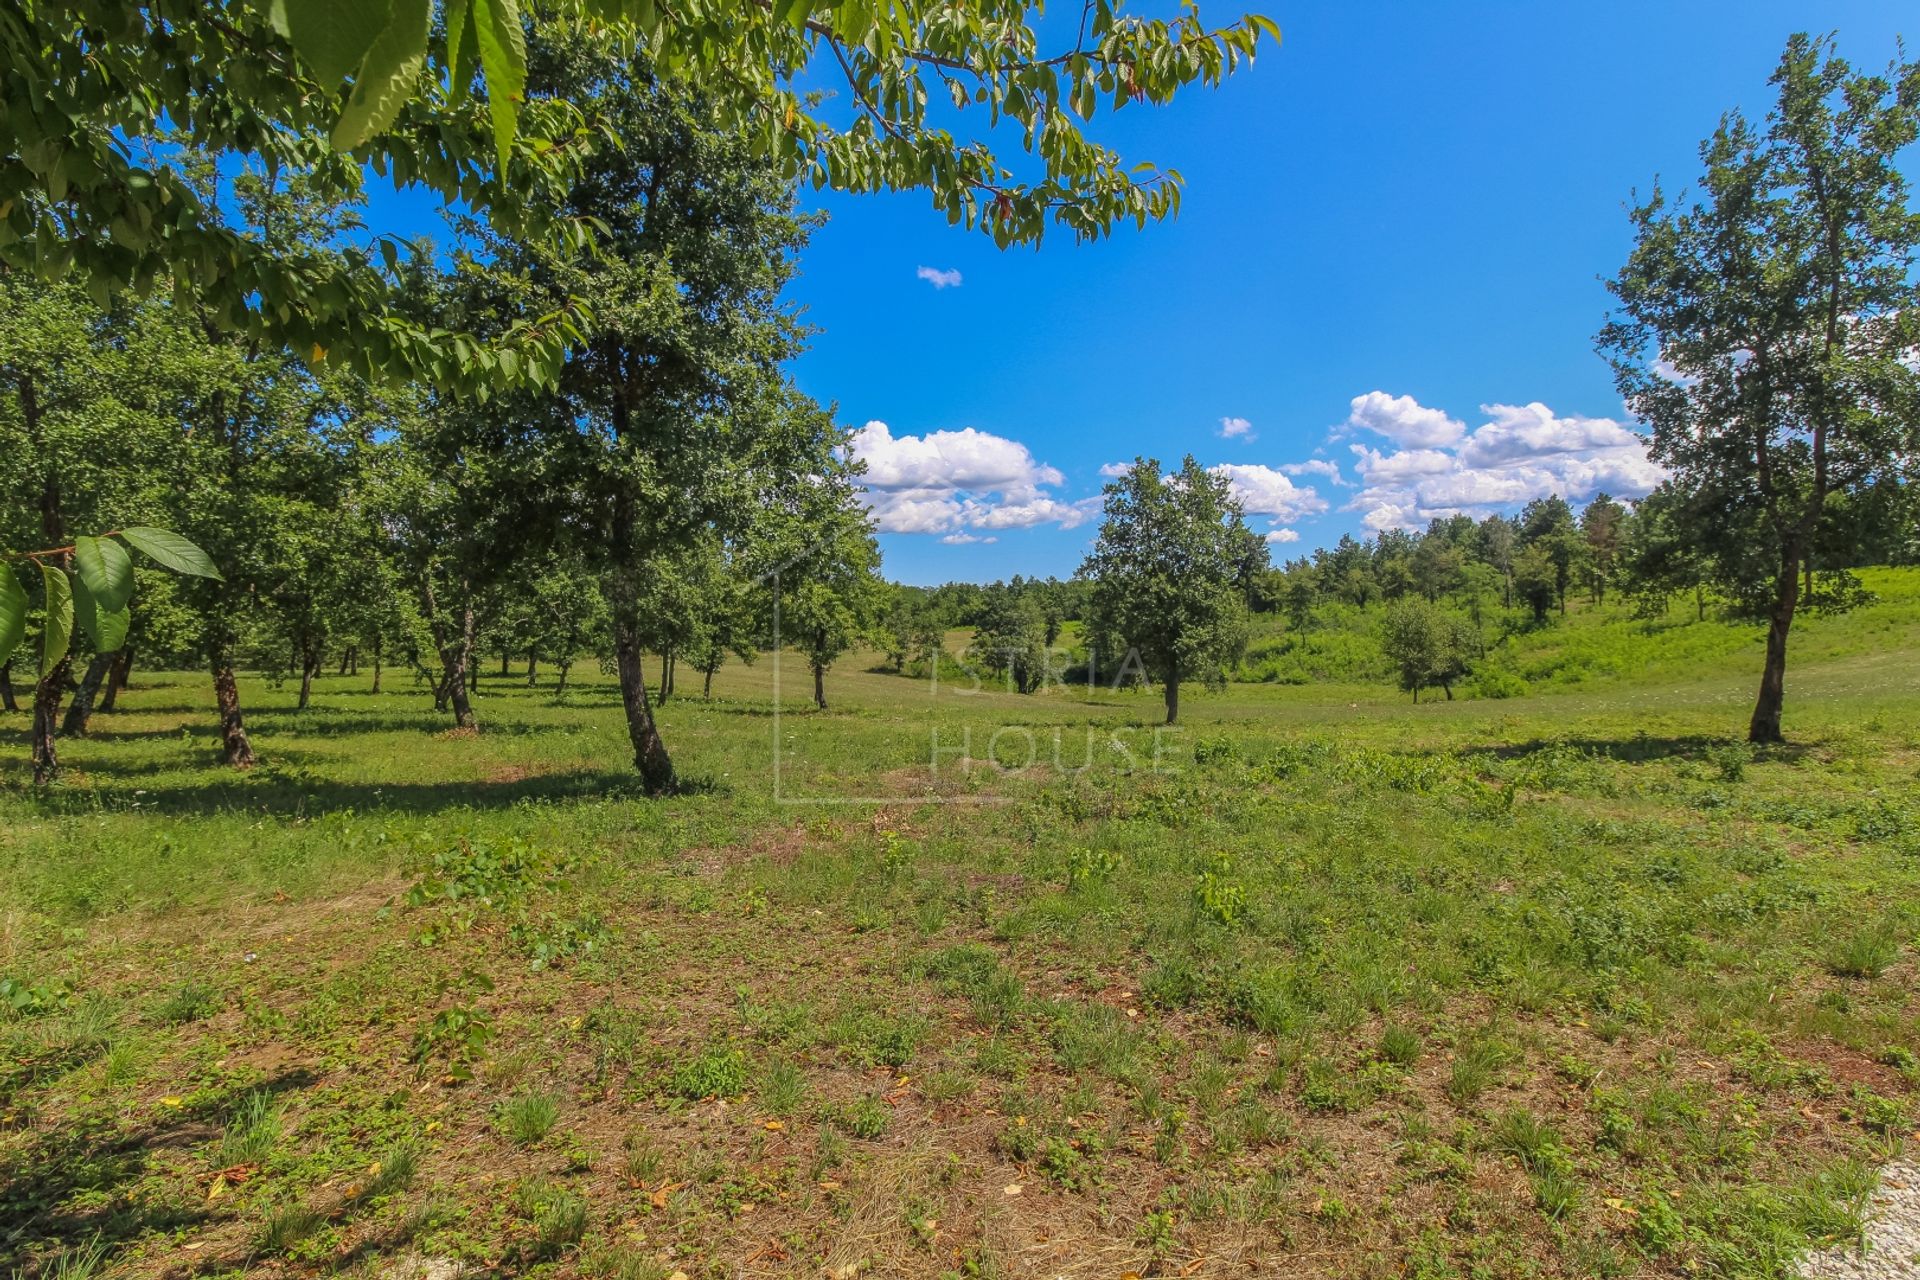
1344,390 -> 1467,449
1339,396 -> 1663,532
1265,528 -> 1301,544
940,532 -> 998,545
1098,461 -> 1132,479
849,420 -> 1089,536
1208,463 -> 1329,524
916,265 -> 963,289
1282,459 -> 1344,483
1218,416 -> 1256,440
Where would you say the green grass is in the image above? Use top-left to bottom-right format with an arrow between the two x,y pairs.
2,571 -> 1919,1278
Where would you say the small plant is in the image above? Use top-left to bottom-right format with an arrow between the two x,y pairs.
39,1236 -> 110,1280
217,1090 -> 284,1167
411,982 -> 496,1081
155,979 -> 220,1025
1447,1036 -> 1506,1106
517,1178 -> 588,1259
1065,846 -> 1121,888
1193,853 -> 1247,928
1704,741 -> 1753,783
257,1204 -> 324,1255
838,1095 -> 890,1140
758,1058 -> 807,1116
1826,920 -> 1900,978
1380,1024 -> 1422,1066
498,1090 -> 561,1145
880,829 -> 916,876
669,1045 -> 748,1099
622,1132 -> 664,1186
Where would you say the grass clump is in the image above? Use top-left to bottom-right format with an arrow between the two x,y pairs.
498,1090 -> 561,1145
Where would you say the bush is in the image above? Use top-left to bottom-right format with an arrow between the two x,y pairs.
1467,668 -> 1529,700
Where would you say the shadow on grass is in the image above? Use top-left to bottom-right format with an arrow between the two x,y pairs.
2,767 -> 669,817
0,1067 -> 320,1275
1473,734 -> 1816,765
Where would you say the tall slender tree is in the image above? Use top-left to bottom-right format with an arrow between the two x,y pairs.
1601,34 -> 1920,742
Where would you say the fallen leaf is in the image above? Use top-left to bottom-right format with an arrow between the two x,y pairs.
763,1119 -> 785,1131
1002,1183 -> 1023,1196
650,1180 -> 688,1208
207,1176 -> 228,1202
818,1179 -> 842,1190
159,1096 -> 183,1108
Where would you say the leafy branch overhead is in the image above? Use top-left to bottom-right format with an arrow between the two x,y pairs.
1,0 -> 1273,392
0,529 -> 220,675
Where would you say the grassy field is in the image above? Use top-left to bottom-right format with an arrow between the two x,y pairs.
3,572 -> 1919,1279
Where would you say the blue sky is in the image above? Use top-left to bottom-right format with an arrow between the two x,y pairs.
778,2 -> 1913,585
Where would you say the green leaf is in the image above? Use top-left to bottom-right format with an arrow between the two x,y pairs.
284,0 -> 390,84
0,564 -> 25,669
72,535 -> 134,613
40,564 -> 72,677
332,0 -> 432,149
71,574 -> 131,655
444,0 -> 473,102
470,0 -> 528,172
118,528 -> 222,580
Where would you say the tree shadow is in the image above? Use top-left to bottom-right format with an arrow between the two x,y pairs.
1471,734 -> 1815,765
0,1067 -> 320,1275
8,767 -> 668,818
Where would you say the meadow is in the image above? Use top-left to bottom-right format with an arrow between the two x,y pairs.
3,573 -> 1919,1279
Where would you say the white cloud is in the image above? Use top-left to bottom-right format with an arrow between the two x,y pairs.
1218,416 -> 1256,440
1208,463 -> 1328,523
916,265 -> 963,289
940,532 -> 998,545
1098,461 -> 1132,478
849,420 -> 1088,535
1343,391 -> 1466,449
1456,401 -> 1646,468
1281,459 -> 1343,483
1340,398 -> 1664,533
1265,528 -> 1300,544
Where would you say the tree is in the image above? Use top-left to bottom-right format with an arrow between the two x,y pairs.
1517,496 -> 1584,615
1380,598 -> 1478,703
1579,493 -> 1628,603
2,0 -> 1273,394
1600,34 -> 1920,743
967,588 -> 1048,693
1082,457 -> 1263,724
1512,544 -> 1557,625
775,494 -> 884,712
1476,515 -> 1517,606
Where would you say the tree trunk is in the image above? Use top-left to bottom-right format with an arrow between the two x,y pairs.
500,650 -> 510,678
61,652 -> 114,736
297,647 -> 315,710
813,660 -> 826,711
32,657 -> 70,783
211,649 -> 255,768
99,646 -> 132,711
615,627 -> 675,794
659,651 -> 671,704
0,660 -> 17,713
371,636 -> 383,693
443,644 -> 475,728
668,653 -> 676,697
1441,680 -> 1453,701
1163,677 -> 1179,725
1748,548 -> 1801,745
527,649 -> 538,686
703,666 -> 714,699
556,658 -> 572,696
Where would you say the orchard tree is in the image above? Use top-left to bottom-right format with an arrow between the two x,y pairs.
1579,493 -> 1628,603
2,0 -> 1274,395
1082,456 -> 1263,724
1601,34 -> 1920,743
1381,597 -> 1478,703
